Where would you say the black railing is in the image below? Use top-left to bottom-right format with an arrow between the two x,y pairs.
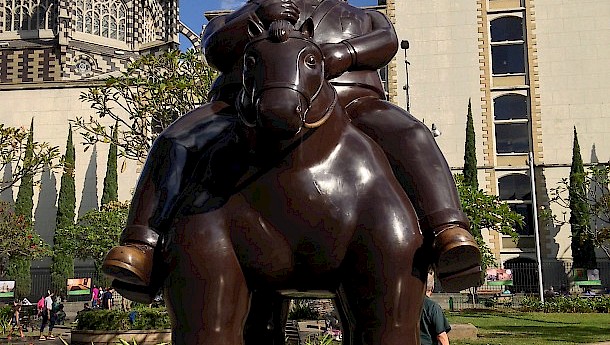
28,267 -> 107,302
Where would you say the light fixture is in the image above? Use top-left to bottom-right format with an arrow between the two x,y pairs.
431,123 -> 441,137
401,40 -> 410,112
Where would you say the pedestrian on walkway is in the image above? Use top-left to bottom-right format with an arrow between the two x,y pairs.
39,290 -> 56,341
420,272 -> 451,345
7,300 -> 25,341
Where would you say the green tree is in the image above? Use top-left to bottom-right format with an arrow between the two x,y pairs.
6,119 -> 38,297
54,201 -> 128,278
0,202 -> 51,278
73,49 -> 217,163
101,124 -> 119,206
0,122 -> 59,193
463,98 -> 478,189
545,164 -> 610,260
568,128 -> 597,268
456,175 -> 522,269
51,125 -> 77,294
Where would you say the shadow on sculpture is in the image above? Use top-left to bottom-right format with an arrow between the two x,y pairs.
102,1 -> 483,344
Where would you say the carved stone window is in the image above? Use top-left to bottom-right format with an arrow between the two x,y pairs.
75,0 -> 127,42
4,0 -> 57,31
142,0 -> 163,43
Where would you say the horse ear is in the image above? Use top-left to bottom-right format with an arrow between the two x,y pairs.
299,18 -> 314,39
248,19 -> 264,38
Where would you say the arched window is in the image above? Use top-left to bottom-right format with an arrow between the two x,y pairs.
74,0 -> 127,42
494,93 -> 529,154
4,0 -> 56,31
490,16 -> 525,75
498,174 -> 534,236
142,0 -> 163,43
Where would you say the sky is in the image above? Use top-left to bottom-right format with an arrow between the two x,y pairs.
179,0 -> 379,49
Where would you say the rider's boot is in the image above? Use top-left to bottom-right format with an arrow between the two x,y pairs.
102,225 -> 159,287
430,221 -> 482,292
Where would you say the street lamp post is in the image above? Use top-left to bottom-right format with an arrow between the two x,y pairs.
401,40 -> 410,112
529,152 -> 545,303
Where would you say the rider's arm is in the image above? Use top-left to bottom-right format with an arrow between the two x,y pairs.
323,10 -> 398,78
203,0 -> 299,73
202,3 -> 261,73
346,10 -> 398,70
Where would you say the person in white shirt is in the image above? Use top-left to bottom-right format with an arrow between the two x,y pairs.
39,291 -> 56,341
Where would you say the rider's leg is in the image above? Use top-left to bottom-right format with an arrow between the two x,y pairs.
102,101 -> 248,296
341,195 -> 426,345
164,211 -> 250,345
345,96 -> 481,291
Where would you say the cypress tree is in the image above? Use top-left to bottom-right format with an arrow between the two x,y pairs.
463,98 -> 478,189
51,125 -> 76,293
569,127 -> 597,269
7,119 -> 35,297
101,124 -> 118,206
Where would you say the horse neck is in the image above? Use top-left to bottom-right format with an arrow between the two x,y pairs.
287,84 -> 350,166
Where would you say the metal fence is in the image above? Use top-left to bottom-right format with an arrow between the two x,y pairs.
489,261 -> 610,294
13,260 -> 610,304
436,261 -> 609,295
28,267 -> 108,303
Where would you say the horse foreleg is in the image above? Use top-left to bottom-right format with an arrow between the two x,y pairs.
164,212 -> 250,345
340,205 -> 427,345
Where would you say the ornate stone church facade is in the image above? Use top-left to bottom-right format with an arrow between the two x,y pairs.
0,0 -> 182,83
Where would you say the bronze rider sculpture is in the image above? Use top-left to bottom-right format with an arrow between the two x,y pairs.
102,0 -> 481,300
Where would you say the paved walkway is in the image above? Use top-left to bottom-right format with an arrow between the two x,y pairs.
0,325 -> 70,345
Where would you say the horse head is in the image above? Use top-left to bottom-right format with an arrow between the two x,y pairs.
237,19 -> 337,139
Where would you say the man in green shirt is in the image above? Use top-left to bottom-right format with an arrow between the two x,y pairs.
421,272 -> 451,345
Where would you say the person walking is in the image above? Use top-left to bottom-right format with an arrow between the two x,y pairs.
92,284 -> 100,308
7,300 -> 25,341
39,291 -> 56,341
420,272 -> 451,345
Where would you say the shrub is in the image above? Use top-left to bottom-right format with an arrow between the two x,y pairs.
288,300 -> 319,320
0,305 -> 12,334
76,307 -> 170,331
520,295 -> 610,313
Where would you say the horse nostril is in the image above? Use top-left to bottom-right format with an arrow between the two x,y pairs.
296,105 -> 302,114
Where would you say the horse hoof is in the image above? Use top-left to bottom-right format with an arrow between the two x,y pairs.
102,244 -> 154,286
433,226 -> 483,292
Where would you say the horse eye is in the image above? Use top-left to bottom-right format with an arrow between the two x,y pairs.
245,56 -> 256,69
304,54 -> 317,68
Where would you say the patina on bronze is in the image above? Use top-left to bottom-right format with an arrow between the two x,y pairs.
102,0 -> 482,343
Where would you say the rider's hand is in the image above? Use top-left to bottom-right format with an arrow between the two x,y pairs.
255,0 -> 300,26
321,42 -> 355,79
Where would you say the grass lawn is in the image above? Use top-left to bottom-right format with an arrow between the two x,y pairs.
447,310 -> 610,345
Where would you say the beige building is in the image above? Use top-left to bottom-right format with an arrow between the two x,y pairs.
382,0 -> 610,284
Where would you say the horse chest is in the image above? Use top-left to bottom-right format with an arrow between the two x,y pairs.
240,166 -> 359,237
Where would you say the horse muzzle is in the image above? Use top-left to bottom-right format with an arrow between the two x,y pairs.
255,88 -> 307,137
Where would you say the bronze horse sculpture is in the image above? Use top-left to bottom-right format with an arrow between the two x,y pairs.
160,19 -> 428,344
